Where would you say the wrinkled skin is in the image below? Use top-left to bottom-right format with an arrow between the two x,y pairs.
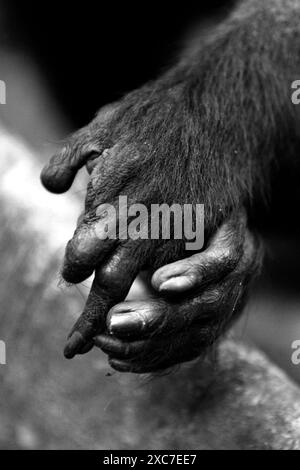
41,103 -> 261,372
41,0 -> 297,372
95,220 -> 261,373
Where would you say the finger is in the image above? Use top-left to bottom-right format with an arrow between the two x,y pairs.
107,281 -> 248,374
107,265 -> 252,343
107,329 -> 204,373
62,203 -> 120,283
63,182 -> 153,283
41,103 -> 119,194
41,125 -> 100,193
105,232 -> 261,372
106,284 -> 224,341
107,299 -> 179,339
85,143 -> 142,213
76,341 -> 95,355
64,242 -> 149,359
107,230 -> 260,343
234,230 -> 263,280
151,210 -> 246,293
103,233 -> 260,371
95,329 -> 203,363
106,299 -> 181,340
105,277 -> 248,373
62,180 -> 140,283
94,335 -> 158,360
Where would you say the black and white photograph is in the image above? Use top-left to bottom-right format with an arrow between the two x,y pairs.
0,0 -> 299,453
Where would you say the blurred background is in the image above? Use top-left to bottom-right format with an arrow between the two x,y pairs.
0,0 -> 299,449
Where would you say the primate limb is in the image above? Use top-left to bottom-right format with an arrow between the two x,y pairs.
41,0 -> 300,370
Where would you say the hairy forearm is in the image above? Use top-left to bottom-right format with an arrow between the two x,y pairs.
78,0 -> 300,231
182,0 -> 300,210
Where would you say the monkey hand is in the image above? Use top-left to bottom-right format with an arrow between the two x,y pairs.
94,215 -> 262,373
41,74 -> 262,362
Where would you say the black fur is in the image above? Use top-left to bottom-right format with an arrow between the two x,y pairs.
41,0 -> 300,369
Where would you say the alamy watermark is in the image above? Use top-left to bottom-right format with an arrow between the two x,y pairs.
0,340 -> 6,365
93,196 -> 205,251
0,80 -> 6,104
291,340 -> 300,365
291,80 -> 300,105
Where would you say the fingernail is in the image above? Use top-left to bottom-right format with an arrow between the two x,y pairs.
109,313 -> 143,336
64,331 -> 86,359
159,276 -> 194,292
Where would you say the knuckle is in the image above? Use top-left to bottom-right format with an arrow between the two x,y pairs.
180,256 -> 204,279
135,305 -> 154,327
